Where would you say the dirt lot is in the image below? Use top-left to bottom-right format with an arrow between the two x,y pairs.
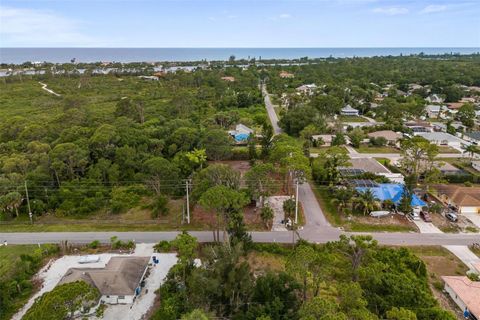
192,203 -> 265,230
410,246 -> 469,320
345,213 -> 417,232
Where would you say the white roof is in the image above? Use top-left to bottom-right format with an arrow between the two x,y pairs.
235,124 -> 253,134
341,104 -> 358,112
426,105 -> 441,112
417,132 -> 465,143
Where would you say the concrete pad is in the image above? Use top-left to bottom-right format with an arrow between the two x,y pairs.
266,196 -> 291,231
463,212 -> 480,229
413,219 -> 443,233
12,244 -> 177,320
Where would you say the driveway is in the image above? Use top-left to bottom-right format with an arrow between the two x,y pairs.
443,245 -> 480,271
463,212 -> 480,229
412,219 -> 443,233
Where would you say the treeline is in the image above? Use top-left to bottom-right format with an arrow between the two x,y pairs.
0,68 -> 265,219
152,233 -> 455,320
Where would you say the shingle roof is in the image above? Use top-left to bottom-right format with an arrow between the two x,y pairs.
59,257 -> 149,296
465,131 -> 480,141
442,276 -> 480,317
367,130 -> 401,141
434,185 -> 480,207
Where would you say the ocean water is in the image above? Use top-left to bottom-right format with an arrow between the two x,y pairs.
1,47 -> 479,64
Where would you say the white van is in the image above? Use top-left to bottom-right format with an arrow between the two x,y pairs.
409,208 -> 421,221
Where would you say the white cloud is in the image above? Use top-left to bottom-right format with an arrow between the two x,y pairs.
421,5 -> 447,14
373,7 -> 409,16
0,6 -> 101,46
279,13 -> 292,19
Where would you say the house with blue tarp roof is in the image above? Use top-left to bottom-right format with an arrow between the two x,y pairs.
228,124 -> 253,143
356,183 -> 426,207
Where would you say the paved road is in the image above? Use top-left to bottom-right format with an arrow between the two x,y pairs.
262,84 -> 282,135
1,230 -> 479,246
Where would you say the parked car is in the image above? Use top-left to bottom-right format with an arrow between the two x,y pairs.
445,212 -> 458,222
409,211 -> 420,221
420,211 -> 432,222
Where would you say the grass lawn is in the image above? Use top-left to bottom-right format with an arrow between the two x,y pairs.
339,115 -> 368,123
0,245 -> 39,278
437,146 -> 461,154
469,245 -> 480,257
355,144 -> 400,154
0,244 -> 59,320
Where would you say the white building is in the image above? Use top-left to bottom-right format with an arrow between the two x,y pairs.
425,94 -> 444,104
296,84 -> 317,95
425,105 -> 441,118
472,160 -> 480,172
417,132 -> 467,149
442,276 -> 480,320
340,105 -> 359,116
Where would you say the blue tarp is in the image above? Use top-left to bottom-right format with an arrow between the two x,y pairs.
234,133 -> 250,142
356,183 -> 426,207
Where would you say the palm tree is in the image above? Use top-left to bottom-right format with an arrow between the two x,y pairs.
465,144 -> 479,159
354,189 -> 379,216
331,187 -> 354,215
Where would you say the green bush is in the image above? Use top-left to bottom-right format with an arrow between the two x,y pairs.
154,240 -> 173,252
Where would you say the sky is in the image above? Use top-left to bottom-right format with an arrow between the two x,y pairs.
0,0 -> 479,47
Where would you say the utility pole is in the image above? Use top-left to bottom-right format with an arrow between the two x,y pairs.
295,179 -> 299,224
186,179 -> 191,224
25,181 -> 32,224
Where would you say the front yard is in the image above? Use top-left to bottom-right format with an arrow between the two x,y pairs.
355,144 -> 400,154
311,183 -> 416,232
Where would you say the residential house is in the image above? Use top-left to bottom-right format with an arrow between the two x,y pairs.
405,121 -> 434,135
59,257 -> 150,305
367,130 -> 402,146
279,71 -> 294,78
435,185 -> 480,214
340,158 -> 404,184
417,132 -> 466,149
442,276 -> 480,320
355,183 -> 425,209
296,84 -> 317,95
311,134 -> 334,147
228,124 -> 254,142
340,105 -> 359,116
464,132 -> 480,145
446,102 -> 464,111
425,105 -> 441,118
425,94 -> 444,104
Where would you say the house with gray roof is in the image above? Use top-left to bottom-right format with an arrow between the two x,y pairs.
59,256 -> 150,305
340,105 -> 359,116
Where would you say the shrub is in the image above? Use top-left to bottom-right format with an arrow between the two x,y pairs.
87,240 -> 100,249
154,240 -> 172,252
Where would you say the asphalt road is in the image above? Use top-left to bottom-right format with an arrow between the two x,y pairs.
1,230 -> 479,246
262,84 -> 282,135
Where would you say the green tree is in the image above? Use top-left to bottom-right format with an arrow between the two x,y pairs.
143,157 -> 180,195
260,205 -> 274,229
23,281 -> 100,320
349,128 -> 365,148
354,189 -> 379,216
457,103 -> 476,128
49,143 -> 88,183
298,296 -> 347,320
386,307 -> 417,320
245,163 -> 277,206
181,309 -> 211,320
192,164 -> 240,201
199,186 -> 249,242
199,129 -> 232,160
